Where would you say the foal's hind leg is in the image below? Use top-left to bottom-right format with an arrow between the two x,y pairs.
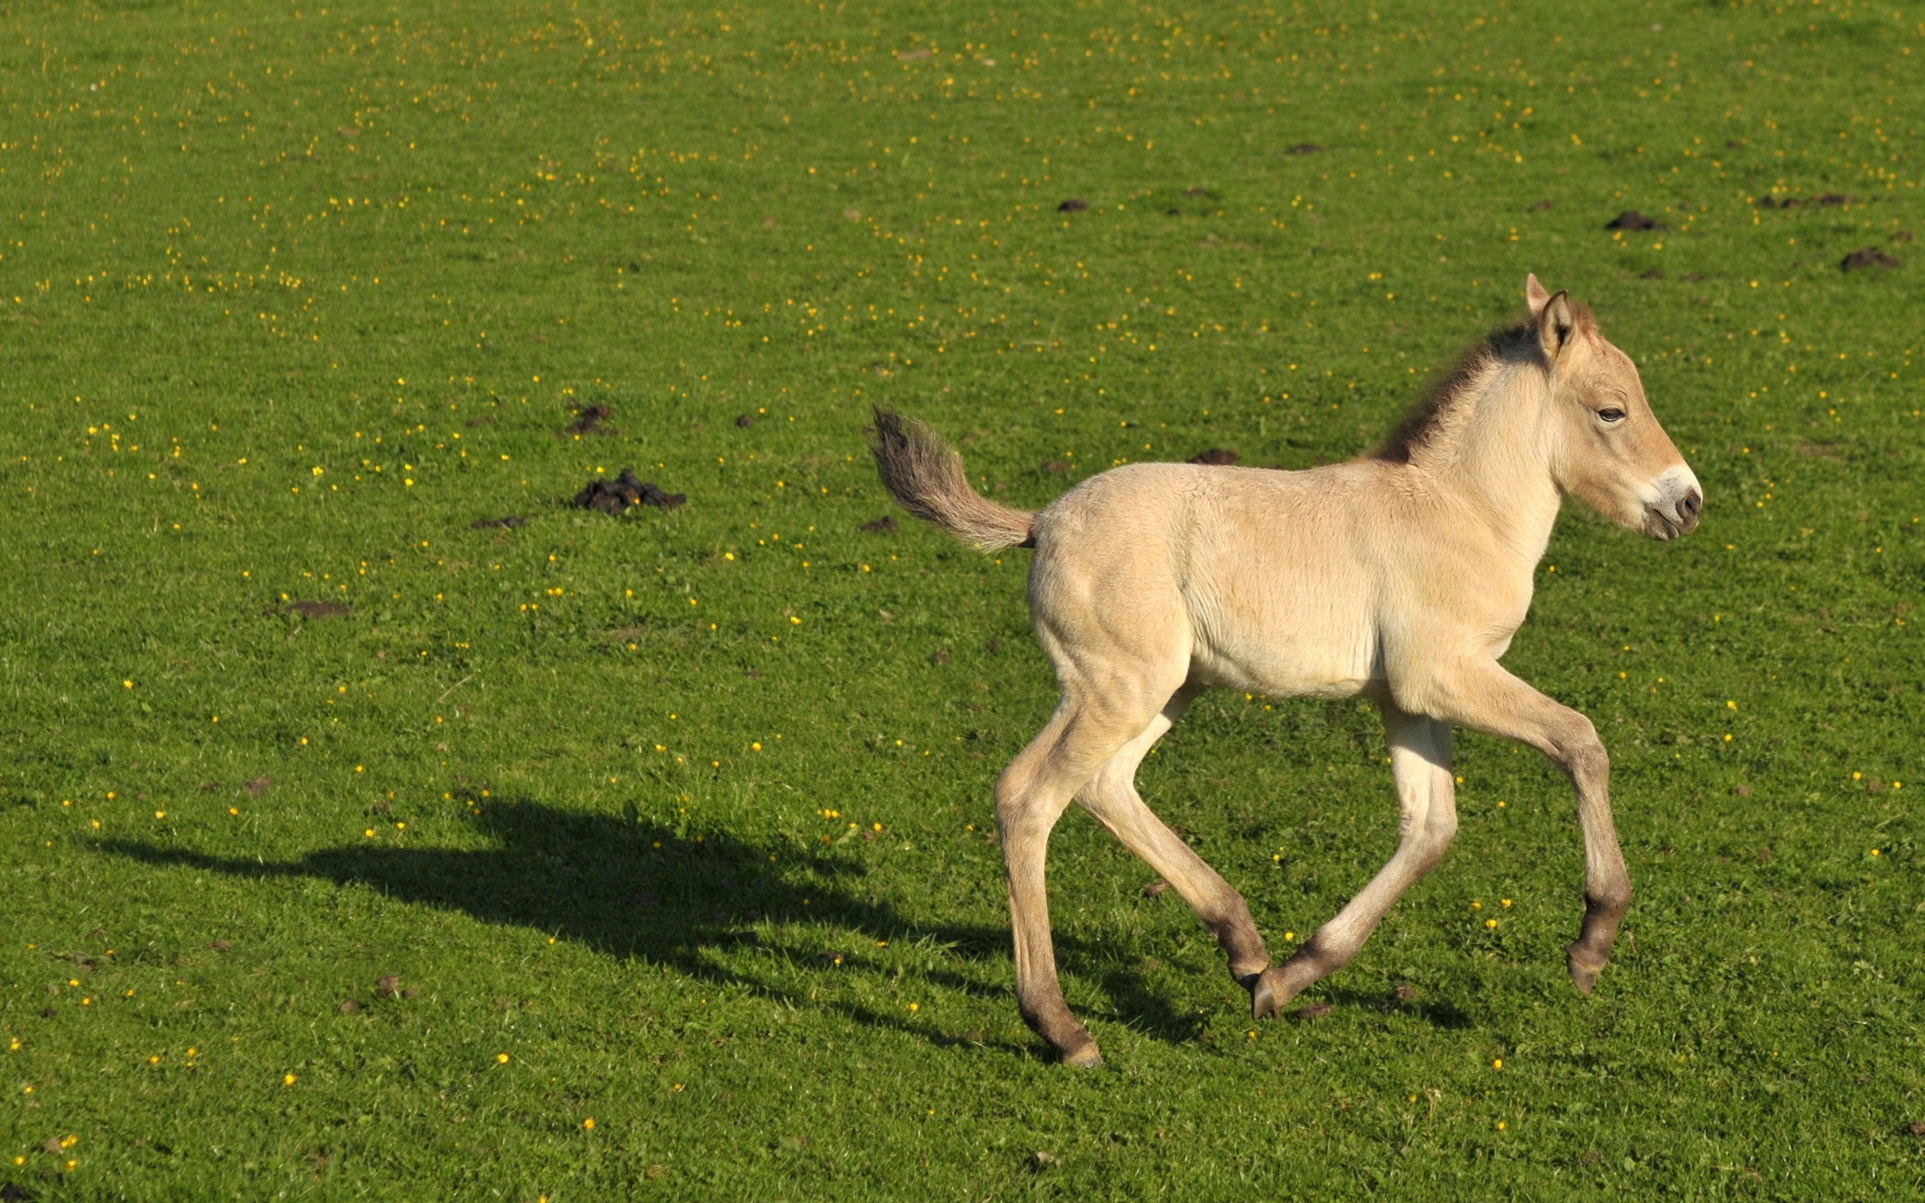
1251,705 -> 1457,1017
1074,689 -> 1271,988
996,697 -> 1159,1067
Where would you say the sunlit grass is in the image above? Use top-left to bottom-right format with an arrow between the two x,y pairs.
0,0 -> 1918,1197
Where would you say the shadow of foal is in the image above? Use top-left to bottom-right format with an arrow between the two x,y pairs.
97,796 -> 1227,1054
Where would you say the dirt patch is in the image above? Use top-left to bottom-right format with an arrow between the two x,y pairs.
1529,199 -> 1553,211
1841,247 -> 1898,272
1057,198 -> 1089,213
842,207 -> 863,221
377,974 -> 401,998
1189,448 -> 1239,466
1896,230 -> 1916,243
285,601 -> 350,619
1040,460 -> 1070,475
735,413 -> 756,428
1291,1002 -> 1334,1022
564,403 -> 612,436
207,939 -> 232,952
1184,186 -> 1215,198
1285,142 -> 1320,155
929,649 -> 951,666
463,415 -> 494,428
470,515 -> 529,530
860,516 -> 898,533
573,469 -> 685,515
1605,211 -> 1665,231
244,777 -> 272,796
337,999 -> 358,1014
336,125 -> 360,139
1393,983 -> 1416,1003
1142,880 -> 1170,899
896,47 -> 933,62
1640,269 -> 1664,279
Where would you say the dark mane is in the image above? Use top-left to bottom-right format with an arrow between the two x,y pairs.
1368,305 -> 1593,464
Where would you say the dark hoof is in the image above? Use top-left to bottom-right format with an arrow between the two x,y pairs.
1249,965 -> 1301,1019
1061,1040 -> 1104,1069
1567,948 -> 1605,996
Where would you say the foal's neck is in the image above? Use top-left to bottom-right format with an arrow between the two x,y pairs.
1416,359 -> 1563,563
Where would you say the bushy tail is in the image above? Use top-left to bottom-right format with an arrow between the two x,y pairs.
867,408 -> 1035,553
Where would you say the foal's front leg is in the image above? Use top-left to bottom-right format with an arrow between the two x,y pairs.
1421,659 -> 1629,995
1251,707 -> 1457,1017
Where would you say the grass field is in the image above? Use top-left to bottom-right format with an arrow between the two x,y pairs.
1,0 -> 1920,1197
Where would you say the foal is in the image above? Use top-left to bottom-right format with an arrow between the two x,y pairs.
870,276 -> 1703,1066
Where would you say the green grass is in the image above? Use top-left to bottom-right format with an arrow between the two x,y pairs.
0,0 -> 1920,1197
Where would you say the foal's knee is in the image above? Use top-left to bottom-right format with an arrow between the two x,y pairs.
1553,715 -> 1610,787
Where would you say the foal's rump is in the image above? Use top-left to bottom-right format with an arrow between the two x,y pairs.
1029,461 -> 1385,703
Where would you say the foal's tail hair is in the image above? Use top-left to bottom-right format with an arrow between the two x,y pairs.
867,408 -> 1035,553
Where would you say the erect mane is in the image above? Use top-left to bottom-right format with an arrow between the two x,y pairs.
1367,303 -> 1595,464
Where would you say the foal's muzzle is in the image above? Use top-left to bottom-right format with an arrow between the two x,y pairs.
1642,470 -> 1703,541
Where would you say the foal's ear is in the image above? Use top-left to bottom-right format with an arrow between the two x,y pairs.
1536,289 -> 1576,362
1525,273 -> 1552,318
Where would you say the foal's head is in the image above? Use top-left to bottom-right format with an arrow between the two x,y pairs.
1526,274 -> 1703,540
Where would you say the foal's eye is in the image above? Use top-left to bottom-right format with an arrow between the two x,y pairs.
1597,407 -> 1626,423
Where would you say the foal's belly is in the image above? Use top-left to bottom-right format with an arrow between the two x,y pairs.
1184,593 -> 1385,701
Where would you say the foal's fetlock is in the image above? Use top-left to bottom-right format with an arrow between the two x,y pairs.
1021,1000 -> 1103,1068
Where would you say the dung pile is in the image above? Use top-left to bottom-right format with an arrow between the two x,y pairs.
573,469 -> 686,515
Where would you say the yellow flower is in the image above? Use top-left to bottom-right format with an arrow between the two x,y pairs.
1493,1059 -> 1503,1070
583,1117 -> 596,1129
1485,919 -> 1497,929
497,1053 -> 510,1063
284,1073 -> 297,1086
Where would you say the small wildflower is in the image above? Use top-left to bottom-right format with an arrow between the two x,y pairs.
583,1117 -> 595,1129
284,1073 -> 297,1086
1485,919 -> 1497,929
1493,1059 -> 1503,1070
497,1053 -> 510,1063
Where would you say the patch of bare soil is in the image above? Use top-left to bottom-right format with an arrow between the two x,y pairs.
735,413 -> 756,427
1285,142 -> 1321,155
564,403 -> 613,435
1841,247 -> 1898,272
860,516 -> 898,533
1291,1002 -> 1334,1021
463,415 -> 494,427
896,47 -> 932,62
1057,198 -> 1088,212
244,777 -> 272,795
573,470 -> 685,515
1530,199 -> 1553,211
1040,460 -> 1070,475
285,601 -> 350,619
1605,211 -> 1665,231
1190,448 -> 1239,466
470,515 -> 529,530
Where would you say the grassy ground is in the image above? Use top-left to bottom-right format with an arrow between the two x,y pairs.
0,0 -> 1920,1197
